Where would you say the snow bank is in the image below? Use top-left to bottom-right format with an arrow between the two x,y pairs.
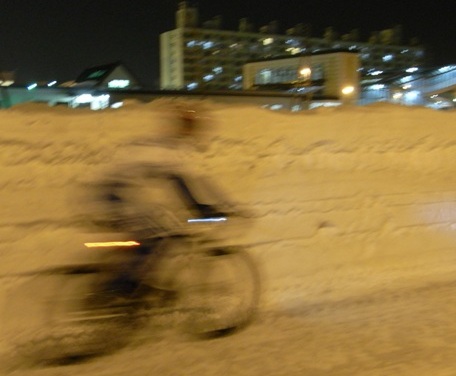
1,101 -> 456,311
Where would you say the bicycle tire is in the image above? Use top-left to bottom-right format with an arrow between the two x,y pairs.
4,269 -> 136,363
178,246 -> 260,337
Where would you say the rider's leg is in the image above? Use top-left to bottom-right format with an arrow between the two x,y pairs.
104,238 -> 164,296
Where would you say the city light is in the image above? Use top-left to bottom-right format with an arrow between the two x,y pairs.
299,67 -> 311,80
382,54 -> 394,62
47,81 -> 57,87
108,79 -> 130,88
111,102 -> 123,109
342,86 -> 355,95
400,76 -> 413,83
438,66 -> 455,73
287,47 -> 300,55
27,83 -> 37,90
74,94 -> 94,103
69,93 -> 110,110
404,90 -> 420,101
406,67 -> 419,73
0,80 -> 14,87
203,41 -> 214,49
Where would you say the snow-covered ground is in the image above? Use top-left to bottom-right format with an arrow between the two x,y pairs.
1,100 -> 456,375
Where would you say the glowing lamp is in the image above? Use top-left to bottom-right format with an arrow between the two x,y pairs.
341,86 -> 355,95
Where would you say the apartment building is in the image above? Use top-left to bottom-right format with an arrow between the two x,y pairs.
160,2 -> 425,91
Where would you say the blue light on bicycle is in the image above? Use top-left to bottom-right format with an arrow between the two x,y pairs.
187,217 -> 227,223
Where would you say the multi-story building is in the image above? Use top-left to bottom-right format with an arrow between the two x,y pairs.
160,2 -> 425,91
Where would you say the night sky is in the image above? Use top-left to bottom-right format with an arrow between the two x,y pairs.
1,0 -> 455,89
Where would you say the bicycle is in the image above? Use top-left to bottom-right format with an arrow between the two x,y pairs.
3,212 -> 260,363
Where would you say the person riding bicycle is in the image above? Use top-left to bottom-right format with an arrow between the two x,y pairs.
89,103 -> 246,296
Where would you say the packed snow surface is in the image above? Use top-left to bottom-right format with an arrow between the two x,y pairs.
1,100 -> 456,375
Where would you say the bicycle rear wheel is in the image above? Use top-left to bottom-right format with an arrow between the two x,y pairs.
179,247 -> 260,337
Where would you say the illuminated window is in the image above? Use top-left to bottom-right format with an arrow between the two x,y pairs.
400,76 -> 413,83
108,79 -> 130,89
286,39 -> 299,46
213,67 -> 223,74
438,66 -> 455,73
203,74 -> 214,81
74,94 -> 94,103
258,69 -> 271,84
286,47 -> 300,55
187,82 -> 198,90
382,54 -> 394,62
203,41 -> 214,49
263,38 -> 274,45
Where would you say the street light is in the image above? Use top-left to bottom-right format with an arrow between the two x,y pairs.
341,85 -> 355,95
299,67 -> 311,81
341,85 -> 356,105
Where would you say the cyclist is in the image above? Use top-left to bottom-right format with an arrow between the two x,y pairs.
89,103 -> 242,296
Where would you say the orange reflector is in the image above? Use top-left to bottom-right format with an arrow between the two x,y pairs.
84,241 -> 140,248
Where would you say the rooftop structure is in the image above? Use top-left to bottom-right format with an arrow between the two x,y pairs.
0,71 -> 15,87
72,61 -> 142,89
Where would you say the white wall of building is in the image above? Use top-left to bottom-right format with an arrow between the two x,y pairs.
243,51 -> 360,102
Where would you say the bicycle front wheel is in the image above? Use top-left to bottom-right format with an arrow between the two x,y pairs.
179,246 -> 260,337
